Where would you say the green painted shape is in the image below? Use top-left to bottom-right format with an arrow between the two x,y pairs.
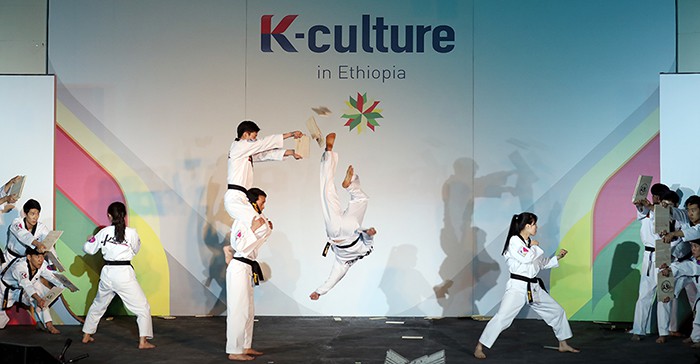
568,221 -> 643,321
55,190 -> 128,316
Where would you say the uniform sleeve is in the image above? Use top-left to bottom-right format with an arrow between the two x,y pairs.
229,134 -> 284,160
129,229 -> 141,255
682,225 -> 700,241
232,217 -> 272,258
251,148 -> 286,163
670,260 -> 700,277
83,230 -> 105,255
40,266 -> 65,289
539,255 -> 559,270
13,265 -> 38,298
637,206 -> 650,220
9,219 -> 37,250
35,223 -> 50,242
671,207 -> 690,225
505,237 -> 543,264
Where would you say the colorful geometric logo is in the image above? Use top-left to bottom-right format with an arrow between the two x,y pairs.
341,92 -> 383,133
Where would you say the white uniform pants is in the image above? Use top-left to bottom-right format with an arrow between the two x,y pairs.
631,250 -> 657,335
226,259 -> 254,354
658,275 -> 697,335
320,151 -> 368,239
479,280 -> 572,348
82,266 -> 153,338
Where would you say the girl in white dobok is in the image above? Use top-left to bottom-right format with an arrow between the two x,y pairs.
81,201 -> 155,349
474,212 -> 578,359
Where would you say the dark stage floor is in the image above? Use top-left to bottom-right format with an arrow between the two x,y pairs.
1,316 -> 698,363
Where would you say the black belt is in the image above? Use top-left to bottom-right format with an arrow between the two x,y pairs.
510,273 -> 547,304
7,247 -> 22,258
323,235 -> 362,257
644,247 -> 655,276
233,256 -> 264,285
104,260 -> 132,266
228,184 -> 247,194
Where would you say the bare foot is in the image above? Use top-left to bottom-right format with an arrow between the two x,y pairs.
342,165 -> 354,188
244,348 -> 263,356
310,292 -> 320,300
692,342 -> 700,349
139,337 -> 156,349
82,333 -> 95,344
631,334 -> 641,341
325,133 -> 336,151
656,336 -> 667,344
45,322 -> 60,335
684,337 -> 693,344
670,331 -> 684,337
474,342 -> 486,359
228,354 -> 254,361
558,341 -> 579,353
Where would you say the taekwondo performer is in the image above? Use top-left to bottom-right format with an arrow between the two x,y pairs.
225,120 -> 302,261
3,199 -> 50,268
224,187 -> 272,361
81,201 -> 155,349
661,238 -> 700,347
309,133 -> 377,300
474,212 -> 578,359
630,183 -> 669,341
0,247 -> 68,333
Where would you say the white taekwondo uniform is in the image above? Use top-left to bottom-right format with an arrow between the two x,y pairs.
224,134 -> 285,250
669,257 -> 700,342
0,257 -> 64,329
657,207 -> 700,335
226,209 -> 272,355
478,235 -> 572,348
314,150 -> 373,296
82,226 -> 152,339
631,206 -> 661,336
3,217 -> 50,267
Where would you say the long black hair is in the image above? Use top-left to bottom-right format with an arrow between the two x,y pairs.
108,201 -> 127,242
502,212 -> 537,254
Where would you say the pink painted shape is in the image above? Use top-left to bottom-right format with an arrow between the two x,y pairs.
55,125 -> 125,226
592,135 -> 660,261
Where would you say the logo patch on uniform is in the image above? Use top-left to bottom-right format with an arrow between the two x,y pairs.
236,230 -> 242,239
21,272 -> 28,279
518,246 -> 529,257
88,236 -> 96,243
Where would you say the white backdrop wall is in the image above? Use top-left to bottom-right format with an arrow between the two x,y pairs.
0,75 -> 55,230
46,0 -> 676,318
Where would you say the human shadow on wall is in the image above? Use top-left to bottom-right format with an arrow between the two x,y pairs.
201,155 -> 232,316
380,244 -> 431,315
433,157 -> 510,316
608,241 -> 641,321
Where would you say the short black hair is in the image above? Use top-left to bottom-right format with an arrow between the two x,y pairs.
685,195 -> 700,210
25,247 -> 44,256
662,190 -> 680,205
247,187 -> 267,204
237,120 -> 260,139
23,199 -> 41,214
688,238 -> 700,246
650,183 -> 670,198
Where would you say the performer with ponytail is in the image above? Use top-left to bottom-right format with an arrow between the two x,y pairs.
81,201 -> 155,349
474,212 -> 578,359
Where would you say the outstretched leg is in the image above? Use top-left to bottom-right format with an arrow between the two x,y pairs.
321,134 -> 343,237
